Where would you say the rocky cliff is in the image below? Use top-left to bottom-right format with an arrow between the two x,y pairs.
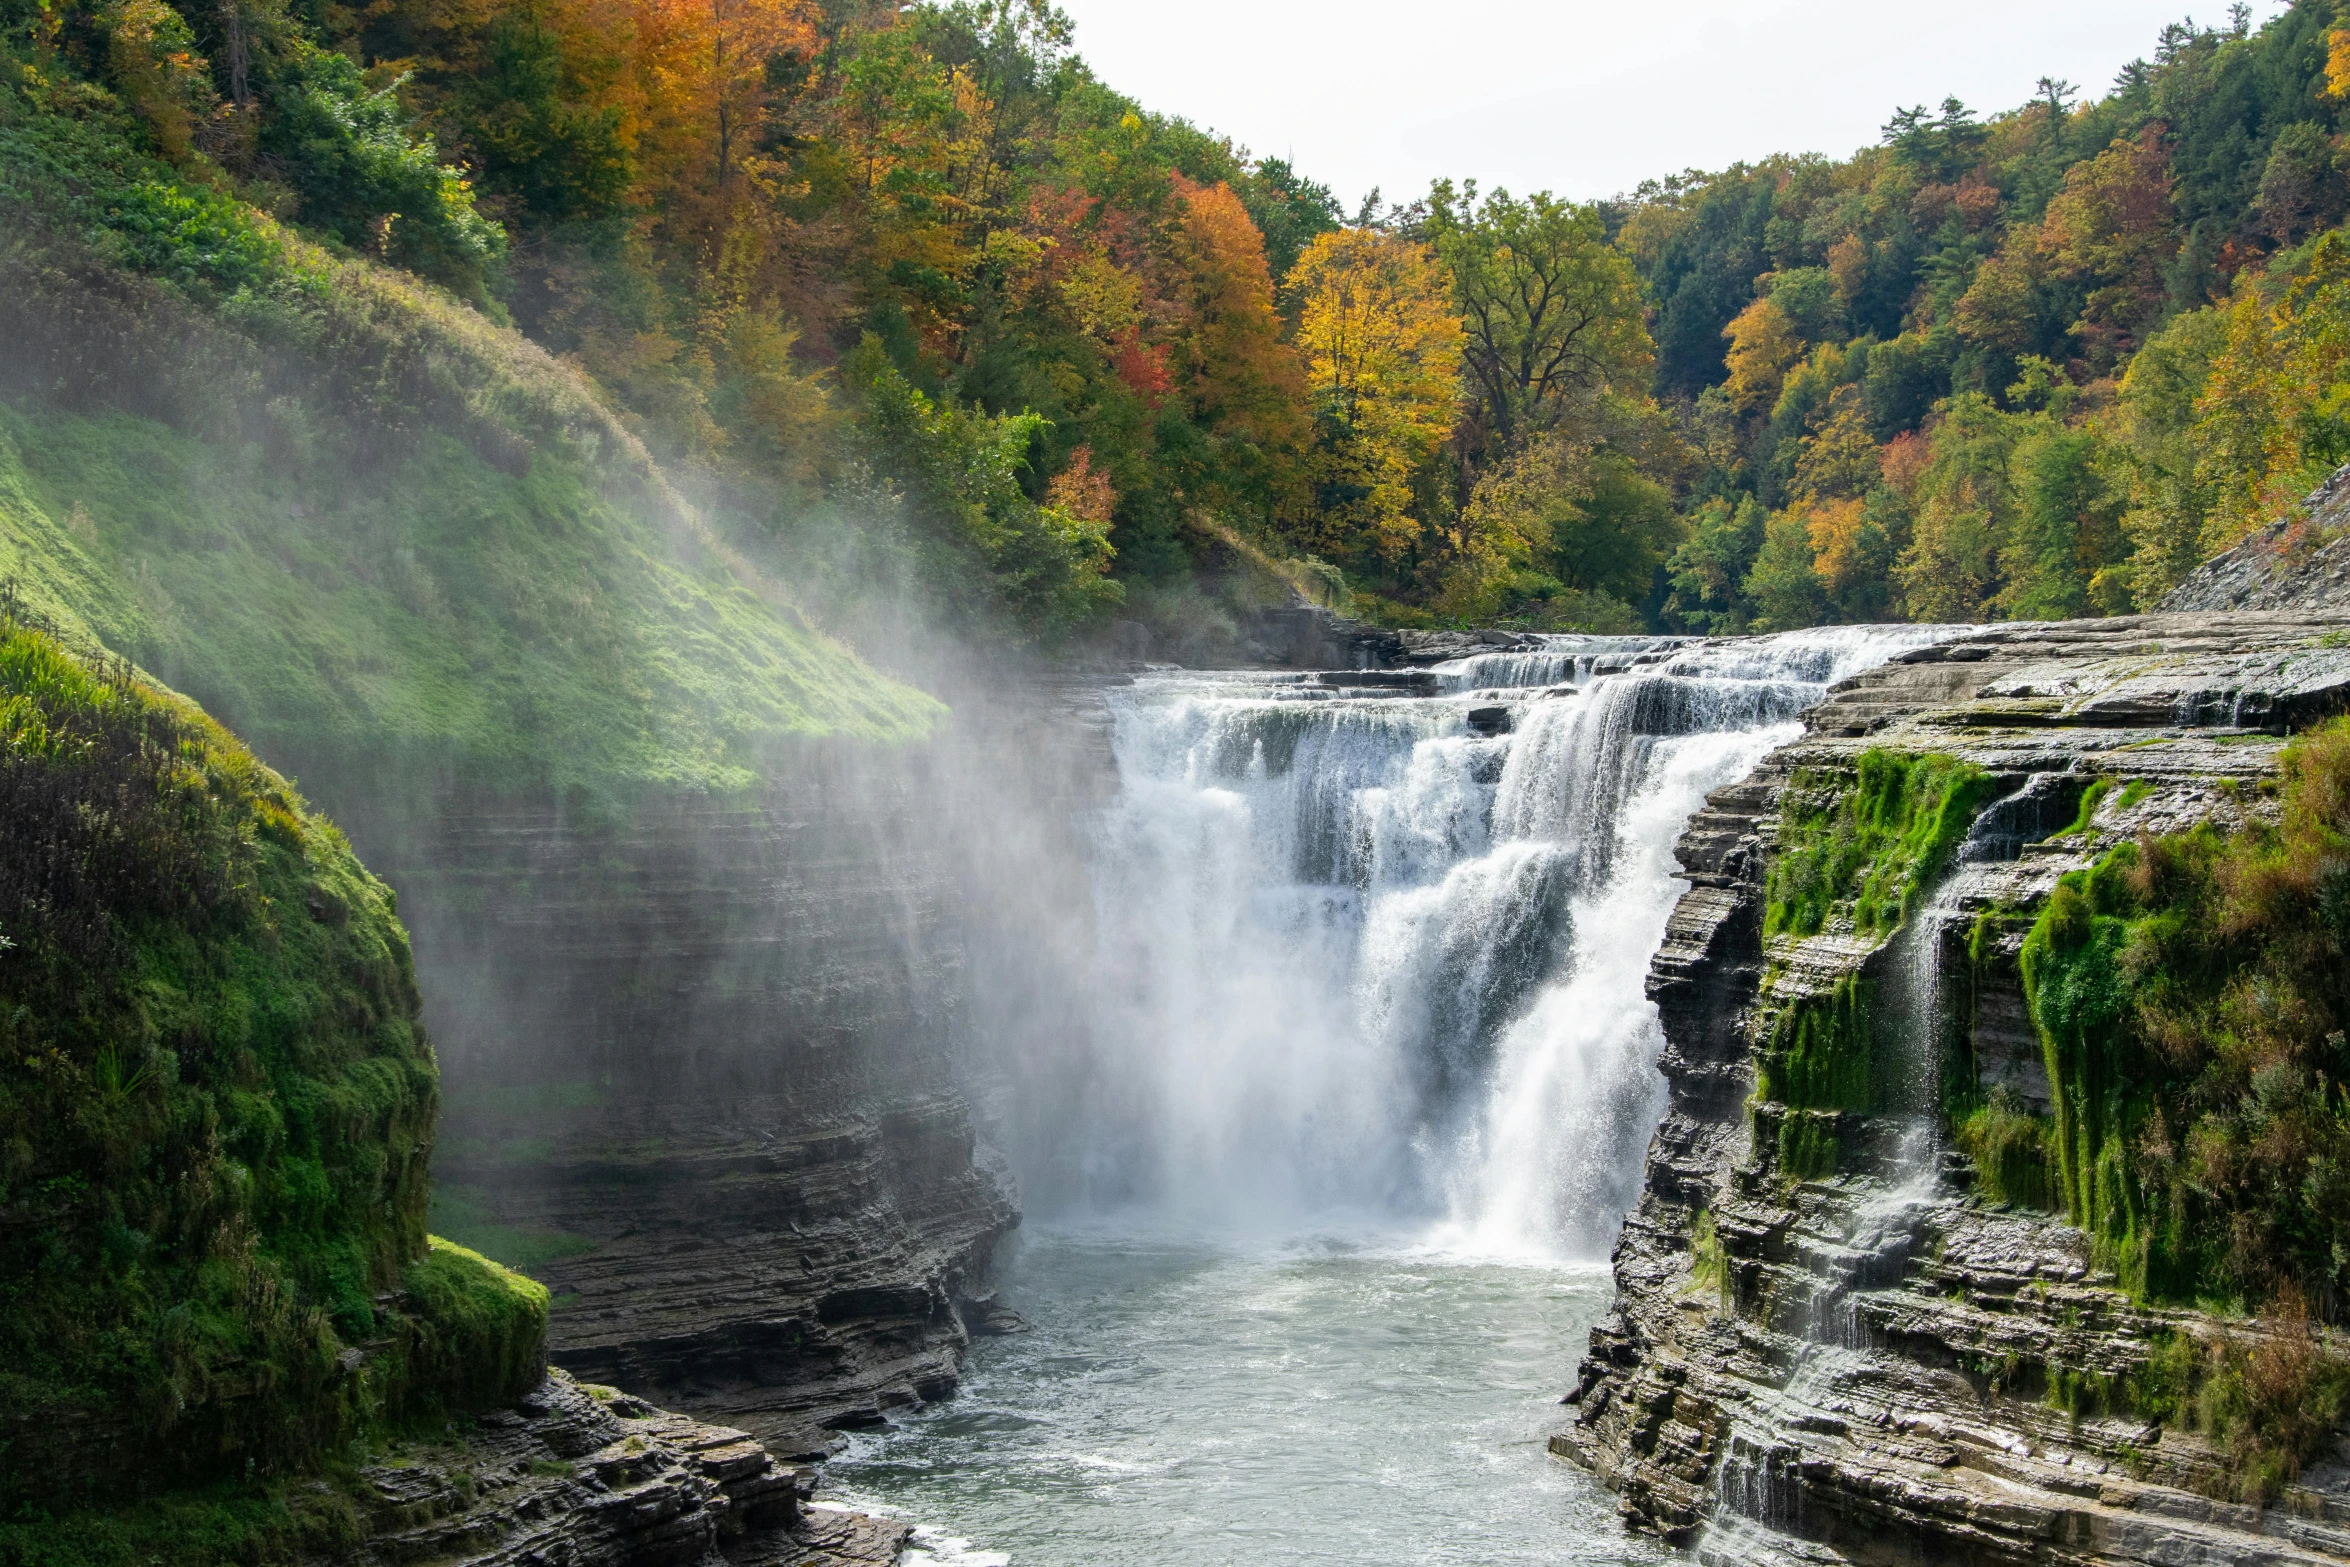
0,257 -> 1050,1471
1562,611 -> 2350,1565
298,744 -> 1038,1459
306,1369 -> 907,1567
2161,463 -> 2350,613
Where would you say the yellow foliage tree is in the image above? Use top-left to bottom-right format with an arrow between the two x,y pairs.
1721,296 -> 1801,414
1285,228 -> 1463,559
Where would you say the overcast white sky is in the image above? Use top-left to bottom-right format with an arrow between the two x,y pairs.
1051,0 -> 2292,209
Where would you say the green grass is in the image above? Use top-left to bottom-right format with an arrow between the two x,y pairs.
1765,750 -> 1996,940
2052,778 -> 2113,839
0,400 -> 939,797
0,53 -> 942,798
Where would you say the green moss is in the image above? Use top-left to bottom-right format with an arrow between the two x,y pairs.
1757,975 -> 1878,1112
2053,778 -> 2113,838
0,621 -> 545,1507
2018,719 -> 2350,1317
1687,1208 -> 1727,1301
1777,1110 -> 1842,1181
1954,1096 -> 2060,1208
399,1238 -> 547,1419
1765,750 -> 1996,940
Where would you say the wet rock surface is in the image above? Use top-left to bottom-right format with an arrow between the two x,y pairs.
311,1369 -> 909,1567
1562,610 -> 2350,1566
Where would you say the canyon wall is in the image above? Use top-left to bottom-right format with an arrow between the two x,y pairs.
0,262 -> 1116,1463
285,695 -> 1121,1456
1562,612 -> 2350,1565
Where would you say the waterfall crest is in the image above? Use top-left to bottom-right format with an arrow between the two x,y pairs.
1075,626 -> 1957,1256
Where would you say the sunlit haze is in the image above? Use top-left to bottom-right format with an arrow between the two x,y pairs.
1053,0 -> 2291,207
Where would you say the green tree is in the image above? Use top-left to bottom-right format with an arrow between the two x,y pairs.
1744,507 -> 1828,629
1245,156 -> 1343,285
1423,181 -> 1652,452
1666,495 -> 1766,632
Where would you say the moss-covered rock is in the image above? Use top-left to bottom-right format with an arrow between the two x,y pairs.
0,617 -> 544,1509
1765,749 -> 1994,940
2019,718 -> 2350,1315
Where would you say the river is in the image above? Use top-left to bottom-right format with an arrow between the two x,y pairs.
826,1223 -> 1663,1567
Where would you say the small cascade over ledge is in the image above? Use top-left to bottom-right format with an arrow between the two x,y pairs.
1065,625 -> 1959,1256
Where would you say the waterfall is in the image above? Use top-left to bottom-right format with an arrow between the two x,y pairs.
1075,626 -> 1958,1254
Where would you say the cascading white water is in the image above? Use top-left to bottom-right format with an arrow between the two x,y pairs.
1079,625 -> 1961,1256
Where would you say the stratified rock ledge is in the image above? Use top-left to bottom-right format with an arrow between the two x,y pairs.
1559,608 -> 2350,1567
312,1369 -> 909,1567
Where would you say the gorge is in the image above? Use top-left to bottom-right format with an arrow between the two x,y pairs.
16,2 -> 2350,1557
797,605 -> 2350,1567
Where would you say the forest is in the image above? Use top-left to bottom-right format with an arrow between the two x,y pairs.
7,0 -> 2350,640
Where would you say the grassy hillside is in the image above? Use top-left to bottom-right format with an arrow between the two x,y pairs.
0,79 -> 941,799
0,397 -> 938,796
0,616 -> 546,1558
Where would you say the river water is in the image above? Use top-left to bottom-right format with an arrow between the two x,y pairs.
826,629 -> 1956,1562
825,1224 -> 1667,1567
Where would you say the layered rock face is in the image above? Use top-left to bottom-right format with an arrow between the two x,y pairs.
313,1369 -> 908,1567
297,737 -> 1041,1456
1563,612 -> 2350,1565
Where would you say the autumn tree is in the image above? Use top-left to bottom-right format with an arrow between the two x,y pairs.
1959,128 -> 2174,372
1164,174 -> 1310,503
1722,294 -> 1801,413
1285,228 -> 1462,558
2190,232 -> 2350,552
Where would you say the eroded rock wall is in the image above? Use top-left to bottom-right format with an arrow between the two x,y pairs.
1563,612 -> 2350,1566
286,697 -> 1117,1454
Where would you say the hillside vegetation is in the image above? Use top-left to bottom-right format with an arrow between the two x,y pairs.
11,0 -> 2350,640
0,98 -> 939,794
0,613 -> 546,1560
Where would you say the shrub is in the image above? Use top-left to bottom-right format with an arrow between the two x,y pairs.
1954,1092 -> 2060,1208
845,335 -> 1122,643
2192,1305 -> 2350,1503
260,50 -> 505,298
